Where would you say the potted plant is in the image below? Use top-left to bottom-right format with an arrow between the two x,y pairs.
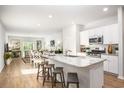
55,49 -> 63,54
4,52 -> 12,65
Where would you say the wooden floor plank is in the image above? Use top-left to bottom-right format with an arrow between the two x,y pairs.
0,58 -> 123,88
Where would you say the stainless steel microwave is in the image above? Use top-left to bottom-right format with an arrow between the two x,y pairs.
89,36 -> 103,44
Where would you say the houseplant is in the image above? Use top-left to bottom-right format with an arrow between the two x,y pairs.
55,49 -> 63,54
4,52 -> 12,65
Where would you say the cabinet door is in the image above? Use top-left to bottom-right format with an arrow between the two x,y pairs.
103,24 -> 118,44
109,56 -> 118,74
93,27 -> 103,37
108,56 -> 113,73
88,29 -> 95,38
80,30 -> 89,45
111,24 -> 119,44
108,56 -> 118,74
101,55 -> 109,72
112,56 -> 118,74
103,26 -> 112,44
104,60 -> 109,72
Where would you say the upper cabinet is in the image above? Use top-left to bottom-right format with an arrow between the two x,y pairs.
80,24 -> 119,45
103,24 -> 118,44
80,30 -> 89,45
89,27 -> 103,37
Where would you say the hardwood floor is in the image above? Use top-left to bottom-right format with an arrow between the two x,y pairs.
104,72 -> 124,88
0,58 -> 123,88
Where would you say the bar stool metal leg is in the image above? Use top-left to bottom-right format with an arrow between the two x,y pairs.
52,67 -> 65,88
42,68 -> 46,86
37,63 -> 40,80
67,82 -> 69,88
42,64 -> 55,87
62,71 -> 65,87
77,82 -> 79,88
67,72 -> 79,88
60,73 -> 63,87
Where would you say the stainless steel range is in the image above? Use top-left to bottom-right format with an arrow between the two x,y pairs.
87,50 -> 105,58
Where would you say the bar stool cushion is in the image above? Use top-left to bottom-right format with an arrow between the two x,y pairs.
52,67 -> 65,88
67,72 -> 79,83
53,67 -> 63,74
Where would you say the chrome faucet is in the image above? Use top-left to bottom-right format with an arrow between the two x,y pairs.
65,50 -> 72,56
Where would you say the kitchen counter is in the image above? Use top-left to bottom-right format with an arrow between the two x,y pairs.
43,54 -> 106,68
101,53 -> 118,56
43,54 -> 106,88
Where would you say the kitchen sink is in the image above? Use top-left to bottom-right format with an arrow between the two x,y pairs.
63,55 -> 78,57
68,55 -> 78,57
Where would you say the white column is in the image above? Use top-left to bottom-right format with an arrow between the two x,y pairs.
0,22 -> 5,72
118,7 -> 124,80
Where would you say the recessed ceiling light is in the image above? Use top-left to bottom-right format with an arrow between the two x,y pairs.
48,14 -> 53,18
37,24 -> 41,26
103,8 -> 108,12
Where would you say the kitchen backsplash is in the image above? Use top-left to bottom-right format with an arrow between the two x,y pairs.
80,44 -> 118,55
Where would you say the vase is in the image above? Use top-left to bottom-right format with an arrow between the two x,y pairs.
108,44 -> 112,54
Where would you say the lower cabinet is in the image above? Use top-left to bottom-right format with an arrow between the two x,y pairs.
101,54 -> 118,74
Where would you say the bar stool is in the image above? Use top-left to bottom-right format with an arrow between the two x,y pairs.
52,67 -> 65,88
43,61 -> 49,65
37,62 -> 44,80
48,64 -> 55,70
42,63 -> 55,86
67,72 -> 79,88
44,64 -> 55,80
37,61 -> 49,80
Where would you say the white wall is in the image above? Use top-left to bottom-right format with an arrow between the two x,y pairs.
0,22 -> 5,72
5,30 -> 62,51
83,16 -> 117,30
44,32 -> 62,50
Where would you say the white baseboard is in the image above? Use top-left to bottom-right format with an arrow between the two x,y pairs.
118,75 -> 124,80
0,64 -> 5,73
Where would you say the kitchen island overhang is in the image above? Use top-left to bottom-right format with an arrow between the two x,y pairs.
43,55 -> 106,88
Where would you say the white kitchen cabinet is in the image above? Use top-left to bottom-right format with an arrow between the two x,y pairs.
108,56 -> 114,73
88,29 -> 95,38
111,24 -> 119,44
90,24 -> 119,44
103,27 -> 110,44
63,24 -> 81,54
88,27 -> 105,38
112,56 -> 119,74
108,55 -> 118,74
80,30 -> 89,45
101,54 -> 118,74
81,24 -> 119,45
102,56 -> 109,72
92,27 -> 103,37
103,24 -> 118,44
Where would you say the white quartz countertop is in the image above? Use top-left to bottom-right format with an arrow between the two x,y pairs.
42,55 -> 106,68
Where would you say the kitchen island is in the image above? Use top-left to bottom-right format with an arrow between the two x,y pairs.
43,54 -> 106,88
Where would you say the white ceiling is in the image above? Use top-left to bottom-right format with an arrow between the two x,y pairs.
0,5 -> 119,33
